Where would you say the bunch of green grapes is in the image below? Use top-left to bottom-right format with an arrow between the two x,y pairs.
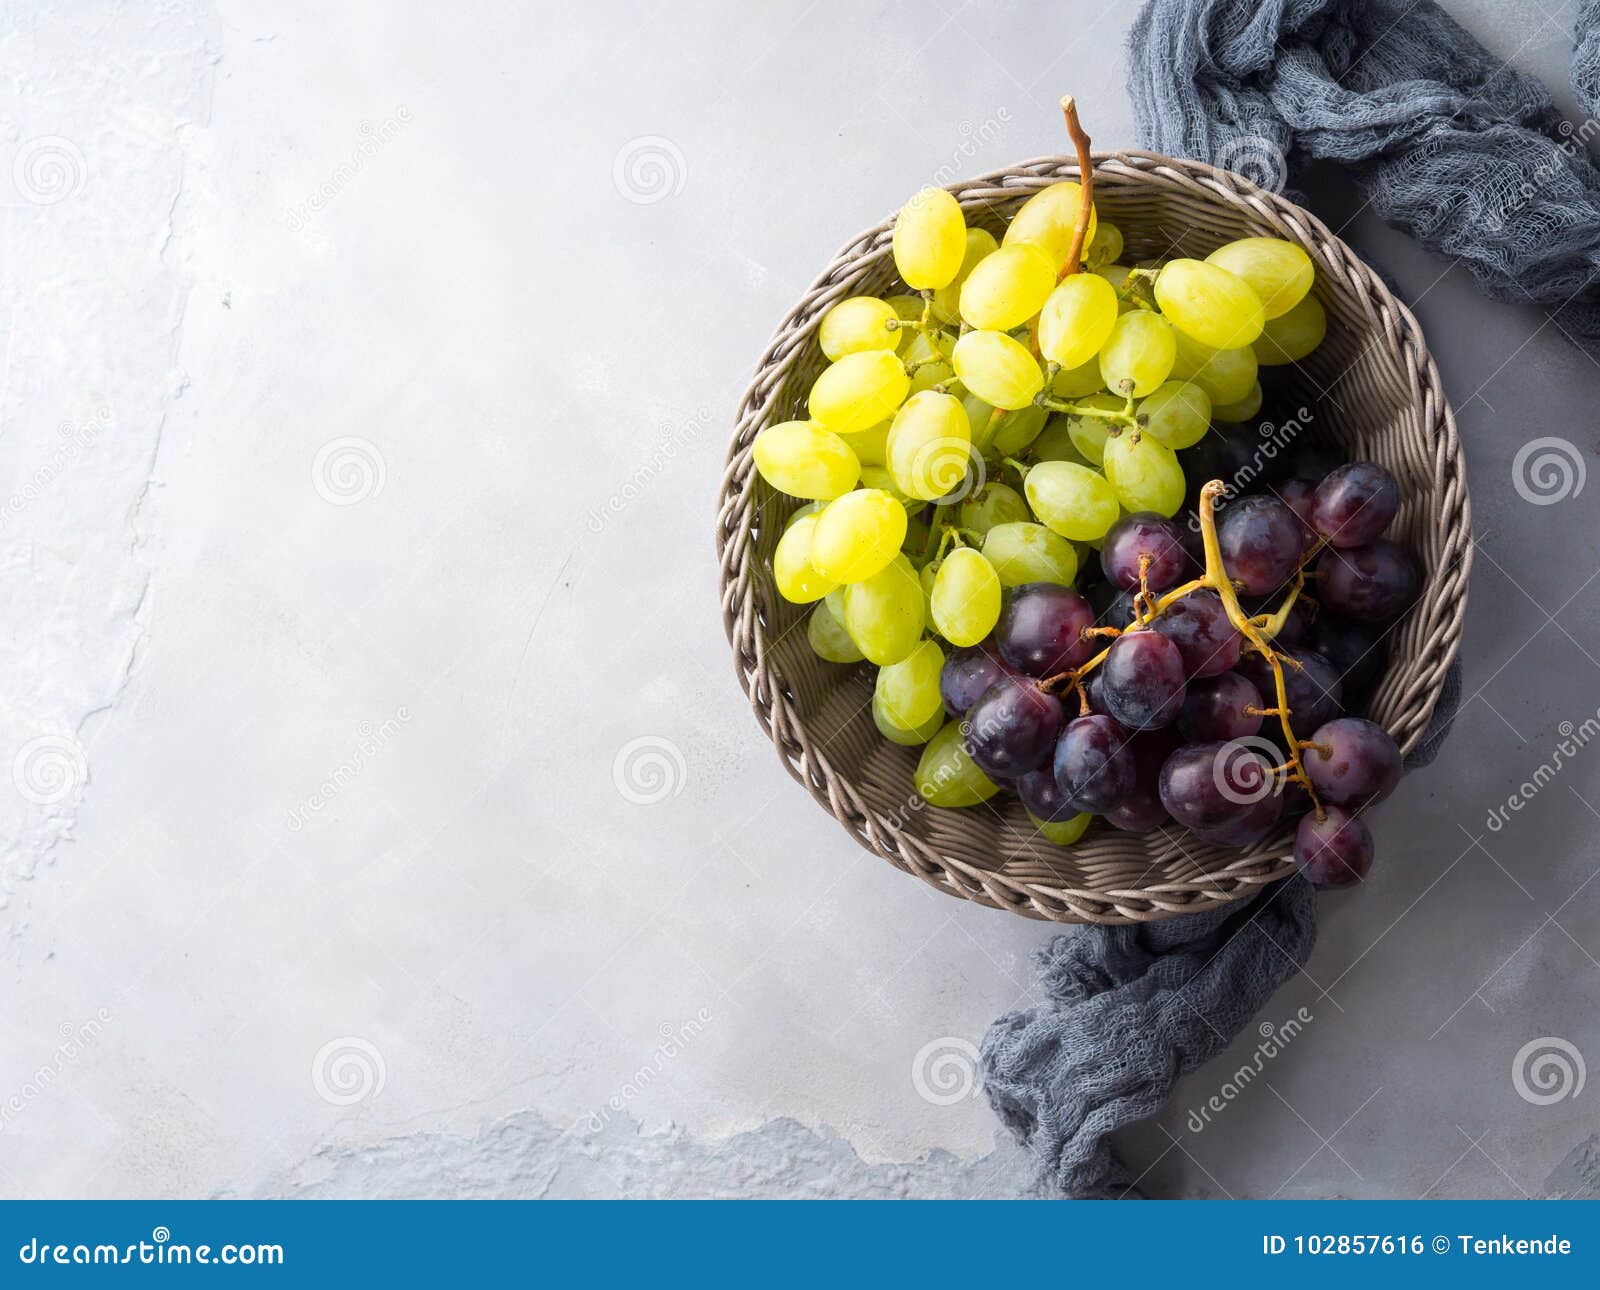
749,180 -> 1328,838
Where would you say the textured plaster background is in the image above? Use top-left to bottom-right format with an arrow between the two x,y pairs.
1,0 -> 1598,1199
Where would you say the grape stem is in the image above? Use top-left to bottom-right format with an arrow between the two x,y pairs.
1058,478 -> 1327,820
1058,95 -> 1094,279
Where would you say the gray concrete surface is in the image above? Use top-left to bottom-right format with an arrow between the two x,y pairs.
0,0 -> 1597,1199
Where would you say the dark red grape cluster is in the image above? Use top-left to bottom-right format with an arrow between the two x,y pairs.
949,430 -> 1415,890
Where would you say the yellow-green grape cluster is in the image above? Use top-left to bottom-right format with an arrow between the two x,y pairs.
747,183 -> 1328,834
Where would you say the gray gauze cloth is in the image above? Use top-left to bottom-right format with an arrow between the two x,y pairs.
978,0 -> 1583,1196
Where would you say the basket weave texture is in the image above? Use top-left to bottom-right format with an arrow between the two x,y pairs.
716,151 -> 1472,925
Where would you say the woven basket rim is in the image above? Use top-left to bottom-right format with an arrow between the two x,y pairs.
716,150 -> 1472,925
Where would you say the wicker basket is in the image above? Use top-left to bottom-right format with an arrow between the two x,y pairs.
716,150 -> 1471,925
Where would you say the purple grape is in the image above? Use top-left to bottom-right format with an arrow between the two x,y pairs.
1294,806 -> 1374,887
1100,514 -> 1189,592
1317,541 -> 1418,623
1018,767 -> 1081,823
1158,742 -> 1284,846
1236,645 -> 1343,738
1096,587 -> 1139,629
996,583 -> 1096,678
1104,733 -> 1174,832
1100,630 -> 1187,730
963,676 -> 1064,778
1083,671 -> 1112,717
940,641 -> 1014,718
1053,714 -> 1137,813
1313,615 -> 1383,697
1311,462 -> 1399,549
1218,495 -> 1303,596
1275,477 -> 1319,549
1177,672 -> 1263,742
1302,717 -> 1401,809
1153,589 -> 1241,677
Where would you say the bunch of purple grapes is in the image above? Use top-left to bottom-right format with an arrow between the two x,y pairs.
948,431 -> 1415,890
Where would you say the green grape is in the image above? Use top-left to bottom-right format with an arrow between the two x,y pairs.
858,464 -> 915,506
837,417 -> 891,466
1048,353 -> 1106,398
773,512 -> 838,603
873,690 -> 943,746
1152,258 -> 1266,349
1253,292 -> 1326,364
1094,262 -> 1134,300
752,420 -> 860,499
904,330 -> 954,394
809,350 -> 910,436
1085,222 -> 1123,268
960,243 -> 1056,331
1030,812 -> 1092,845
824,586 -> 848,622
875,638 -> 946,729
1205,237 -> 1313,319
886,390 -> 973,502
981,521 -> 1079,587
918,561 -> 937,620
819,296 -> 901,360
887,294 -> 924,322
990,403 -> 1047,455
843,553 -> 924,665
1136,380 -> 1211,449
1037,272 -> 1119,369
930,547 -> 1001,647
957,482 -> 1030,536
1028,418 -> 1094,467
808,599 -> 865,663
893,186 -> 967,290
1002,181 -> 1098,271
1211,380 -> 1263,422
902,510 -> 932,557
932,227 -> 1000,325
1102,432 -> 1185,516
810,487 -> 907,583
915,720 -> 1002,807
1023,460 -> 1120,542
784,499 -> 825,530
1168,330 -> 1258,405
1060,391 -> 1126,464
952,330 -> 1044,410
1099,309 -> 1176,398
